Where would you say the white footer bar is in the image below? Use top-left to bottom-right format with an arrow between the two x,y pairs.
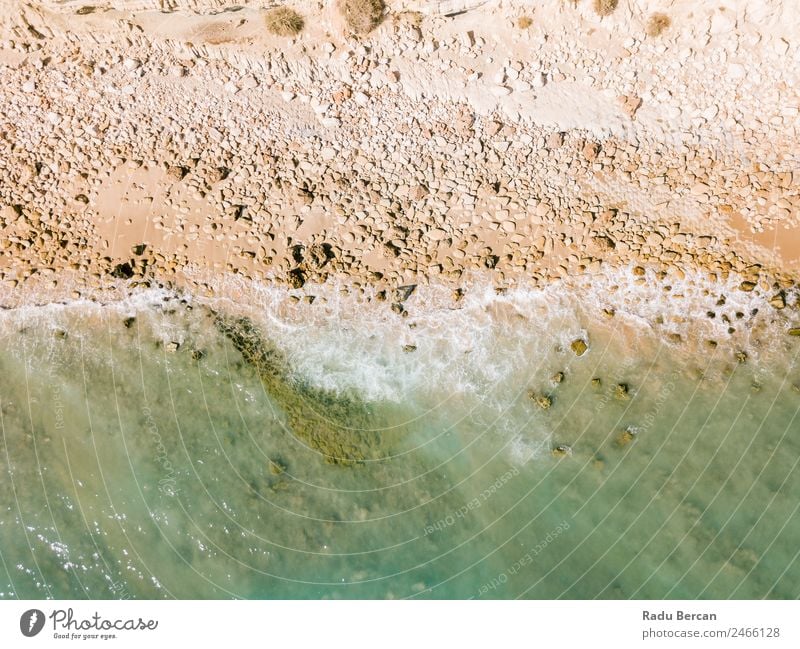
1,601 -> 797,648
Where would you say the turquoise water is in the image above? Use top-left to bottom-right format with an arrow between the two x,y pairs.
0,270 -> 799,599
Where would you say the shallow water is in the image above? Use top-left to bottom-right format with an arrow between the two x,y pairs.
1,269 -> 799,599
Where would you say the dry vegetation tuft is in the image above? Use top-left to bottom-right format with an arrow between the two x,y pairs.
593,0 -> 618,17
265,6 -> 305,37
337,0 -> 385,34
646,12 -> 671,37
517,16 -> 533,29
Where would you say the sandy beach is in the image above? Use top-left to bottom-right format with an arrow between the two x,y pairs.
0,0 -> 798,314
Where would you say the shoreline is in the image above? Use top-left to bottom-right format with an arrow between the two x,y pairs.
2,263 -> 798,375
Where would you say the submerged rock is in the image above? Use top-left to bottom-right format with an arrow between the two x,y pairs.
616,427 -> 637,447
571,338 -> 588,356
268,458 -> 287,475
552,444 -> 572,458
614,383 -> 630,400
215,315 -> 391,465
528,390 -> 553,410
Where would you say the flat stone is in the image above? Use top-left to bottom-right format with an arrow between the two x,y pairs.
490,85 -> 512,97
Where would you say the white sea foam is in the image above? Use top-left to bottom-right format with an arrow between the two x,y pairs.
202,266 -> 795,407
0,266 -> 794,407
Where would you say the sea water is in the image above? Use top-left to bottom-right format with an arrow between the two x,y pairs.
0,267 -> 799,599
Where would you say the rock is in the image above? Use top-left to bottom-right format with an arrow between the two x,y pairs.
485,121 -> 503,137
490,85 -> 512,97
582,141 -> 600,161
305,243 -> 331,269
591,377 -> 602,388
646,232 -> 664,246
769,293 -> 786,309
571,338 -> 588,356
551,371 -> 564,385
739,281 -> 757,292
592,235 -> 616,251
110,262 -> 134,279
166,341 -> 180,352
402,344 -> 417,352
735,350 -> 748,363
552,444 -> 571,458
268,458 -> 287,475
616,427 -> 637,447
614,383 -> 630,400
788,328 -> 800,337
166,165 -> 187,181
287,268 -> 306,289
619,94 -> 642,118
701,105 -> 719,121
528,391 -> 552,410
409,184 -> 429,200
394,285 -> 416,302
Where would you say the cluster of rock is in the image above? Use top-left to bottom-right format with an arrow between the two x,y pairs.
0,0 -> 798,326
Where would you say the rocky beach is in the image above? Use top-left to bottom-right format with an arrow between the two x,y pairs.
1,1 -> 799,312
